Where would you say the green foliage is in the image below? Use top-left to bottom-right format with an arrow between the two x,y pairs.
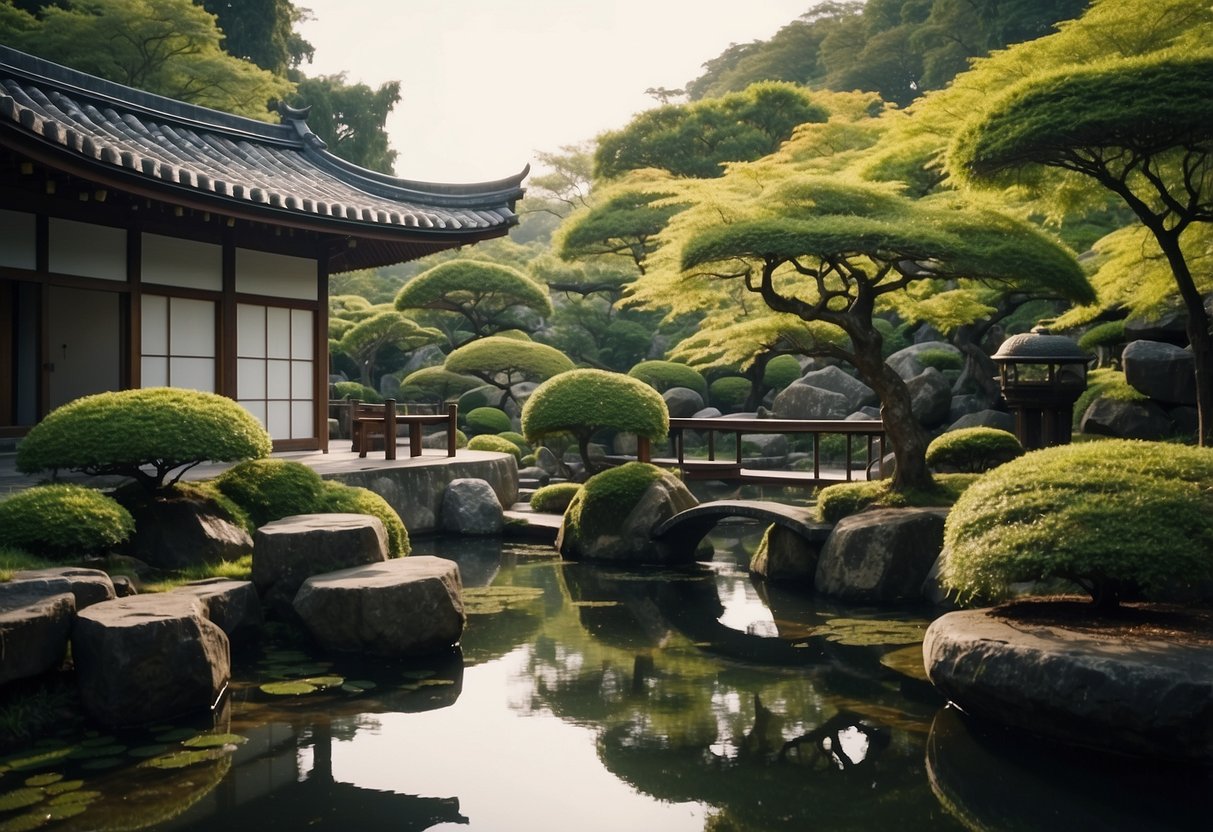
16,388 -> 272,491
1073,368 -> 1149,430
142,554 -> 255,592
498,431 -> 531,455
202,0 -> 311,76
332,381 -> 382,403
708,377 -> 751,411
529,482 -> 582,514
291,74 -> 400,173
395,260 -> 553,341
563,463 -> 665,545
627,360 -> 708,396
444,336 -> 575,390
942,441 -> 1213,606
318,481 -> 409,557
523,370 -> 670,444
762,354 -> 802,389
816,474 -> 979,524
874,318 -> 910,358
1076,320 -> 1126,351
1,0 -> 293,120
214,459 -> 324,528
915,348 -> 964,372
927,428 -> 1024,473
399,367 -> 482,403
0,546 -> 55,582
0,484 -> 134,558
556,178 -> 686,274
334,311 -> 442,387
466,434 -> 522,459
463,407 -> 513,436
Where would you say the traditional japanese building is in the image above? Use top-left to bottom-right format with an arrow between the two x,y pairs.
0,45 -> 526,450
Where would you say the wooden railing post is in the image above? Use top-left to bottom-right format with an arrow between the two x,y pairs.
446,403 -> 458,457
383,398 -> 397,461
636,434 -> 651,463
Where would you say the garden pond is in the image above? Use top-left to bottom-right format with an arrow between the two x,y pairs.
1,527 -> 1210,831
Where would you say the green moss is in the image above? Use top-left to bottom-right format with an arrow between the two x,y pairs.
331,381 -> 382,403
942,441 -> 1213,606
464,407 -> 512,436
318,481 -> 410,557
16,388 -> 272,491
816,474 -> 979,524
564,463 -> 664,545
142,554 -> 254,592
708,376 -> 751,411
1073,367 -> 1148,429
529,482 -> 582,514
466,434 -> 522,459
927,428 -> 1024,473
0,546 -> 56,582
627,360 -> 707,396
0,484 -> 134,558
214,459 -> 325,528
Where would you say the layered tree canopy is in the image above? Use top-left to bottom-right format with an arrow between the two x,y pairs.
395,260 -> 554,344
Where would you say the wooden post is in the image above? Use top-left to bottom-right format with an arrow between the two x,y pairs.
384,398 -> 397,461
409,421 -> 423,457
636,435 -> 651,463
446,404 -> 458,457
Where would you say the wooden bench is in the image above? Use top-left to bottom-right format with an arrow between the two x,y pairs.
347,400 -> 459,460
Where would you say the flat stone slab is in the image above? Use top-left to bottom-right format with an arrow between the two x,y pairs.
0,585 -> 74,686
176,578 -> 263,639
72,594 -> 230,727
924,609 -> 1213,761
294,556 -> 464,657
10,567 -> 115,609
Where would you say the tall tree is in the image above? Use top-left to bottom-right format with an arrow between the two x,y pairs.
949,52 -> 1213,445
200,0 -> 312,75
335,309 -> 443,387
291,74 -> 401,174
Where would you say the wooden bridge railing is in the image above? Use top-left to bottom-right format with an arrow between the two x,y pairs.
633,417 -> 886,485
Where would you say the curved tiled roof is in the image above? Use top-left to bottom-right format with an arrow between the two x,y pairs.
0,46 -> 527,269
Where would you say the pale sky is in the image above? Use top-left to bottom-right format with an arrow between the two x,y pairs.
297,0 -> 820,184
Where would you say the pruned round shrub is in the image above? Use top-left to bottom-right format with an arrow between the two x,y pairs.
1077,320 -> 1126,352
458,385 -> 500,414
319,481 -> 410,558
17,388 -> 272,491
464,407 -> 513,436
332,380 -> 383,403
916,348 -> 964,372
563,462 -> 663,545
498,431 -> 531,455
399,367 -> 482,403
214,459 -> 325,528
0,484 -> 134,558
522,369 -> 669,473
762,355 -> 802,390
529,482 -> 582,514
709,376 -> 751,411
942,441 -> 1213,607
927,428 -> 1024,473
627,360 -> 708,396
467,434 -> 522,459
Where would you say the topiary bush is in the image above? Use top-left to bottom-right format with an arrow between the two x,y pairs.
332,380 -> 383,403
627,360 -> 708,396
319,481 -> 410,557
467,434 -> 522,459
214,459 -> 325,528
464,407 -> 513,436
916,348 -> 964,372
942,440 -> 1213,608
762,355 -> 802,390
562,462 -> 664,547
1077,319 -> 1126,352
709,376 -> 751,411
926,428 -> 1024,473
498,431 -> 531,456
529,482 -> 582,514
0,484 -> 134,558
17,388 -> 272,492
522,369 -> 669,475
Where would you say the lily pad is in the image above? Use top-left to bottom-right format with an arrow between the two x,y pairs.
816,618 -> 927,647
300,676 -> 344,689
0,812 -> 48,832
141,748 -> 227,770
259,680 -> 317,696
879,645 -> 930,681
0,788 -> 44,812
43,780 -> 83,796
183,734 -> 248,749
46,802 -> 88,821
21,773 -> 61,788
48,789 -> 100,806
0,748 -> 73,771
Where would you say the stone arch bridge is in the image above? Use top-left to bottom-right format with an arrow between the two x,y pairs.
652,500 -> 832,560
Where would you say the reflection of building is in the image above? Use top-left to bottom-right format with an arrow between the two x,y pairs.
0,46 -> 525,449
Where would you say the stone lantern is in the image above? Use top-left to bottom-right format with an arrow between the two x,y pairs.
991,332 -> 1089,450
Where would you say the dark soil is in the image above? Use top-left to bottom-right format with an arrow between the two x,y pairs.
992,597 -> 1213,647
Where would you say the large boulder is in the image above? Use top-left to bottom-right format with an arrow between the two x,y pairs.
663,386 -> 705,418
924,609 -> 1213,761
558,466 -> 698,564
1124,308 -> 1188,346
947,393 -> 994,424
8,567 -> 114,609
815,508 -> 946,602
0,583 -> 74,686
887,342 -> 962,380
800,366 -> 877,412
441,478 -> 503,535
741,433 -> 789,459
117,487 -> 252,571
72,594 -> 229,727
294,556 -> 464,657
175,578 -> 263,641
1122,340 -> 1197,405
906,368 -> 953,427
253,513 -> 389,616
1080,398 -> 1174,440
749,524 -> 821,582
771,382 -> 849,420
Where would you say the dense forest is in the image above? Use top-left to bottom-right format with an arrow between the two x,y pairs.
4,0 -> 1211,484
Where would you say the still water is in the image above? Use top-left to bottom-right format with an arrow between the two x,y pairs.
1,528 -> 1210,831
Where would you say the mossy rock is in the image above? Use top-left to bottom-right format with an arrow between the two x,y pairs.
318,481 -> 410,557
816,474 -> 979,524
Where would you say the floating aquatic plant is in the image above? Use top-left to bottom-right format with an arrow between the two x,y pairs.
141,749 -> 227,770
183,734 -> 247,749
814,618 -> 926,647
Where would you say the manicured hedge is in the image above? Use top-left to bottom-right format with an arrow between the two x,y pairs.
927,428 -> 1023,473
0,484 -> 134,558
214,459 -> 325,528
332,380 -> 383,403
464,407 -> 513,436
762,355 -> 802,390
709,376 -> 751,411
529,482 -> 582,514
467,434 -> 522,459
